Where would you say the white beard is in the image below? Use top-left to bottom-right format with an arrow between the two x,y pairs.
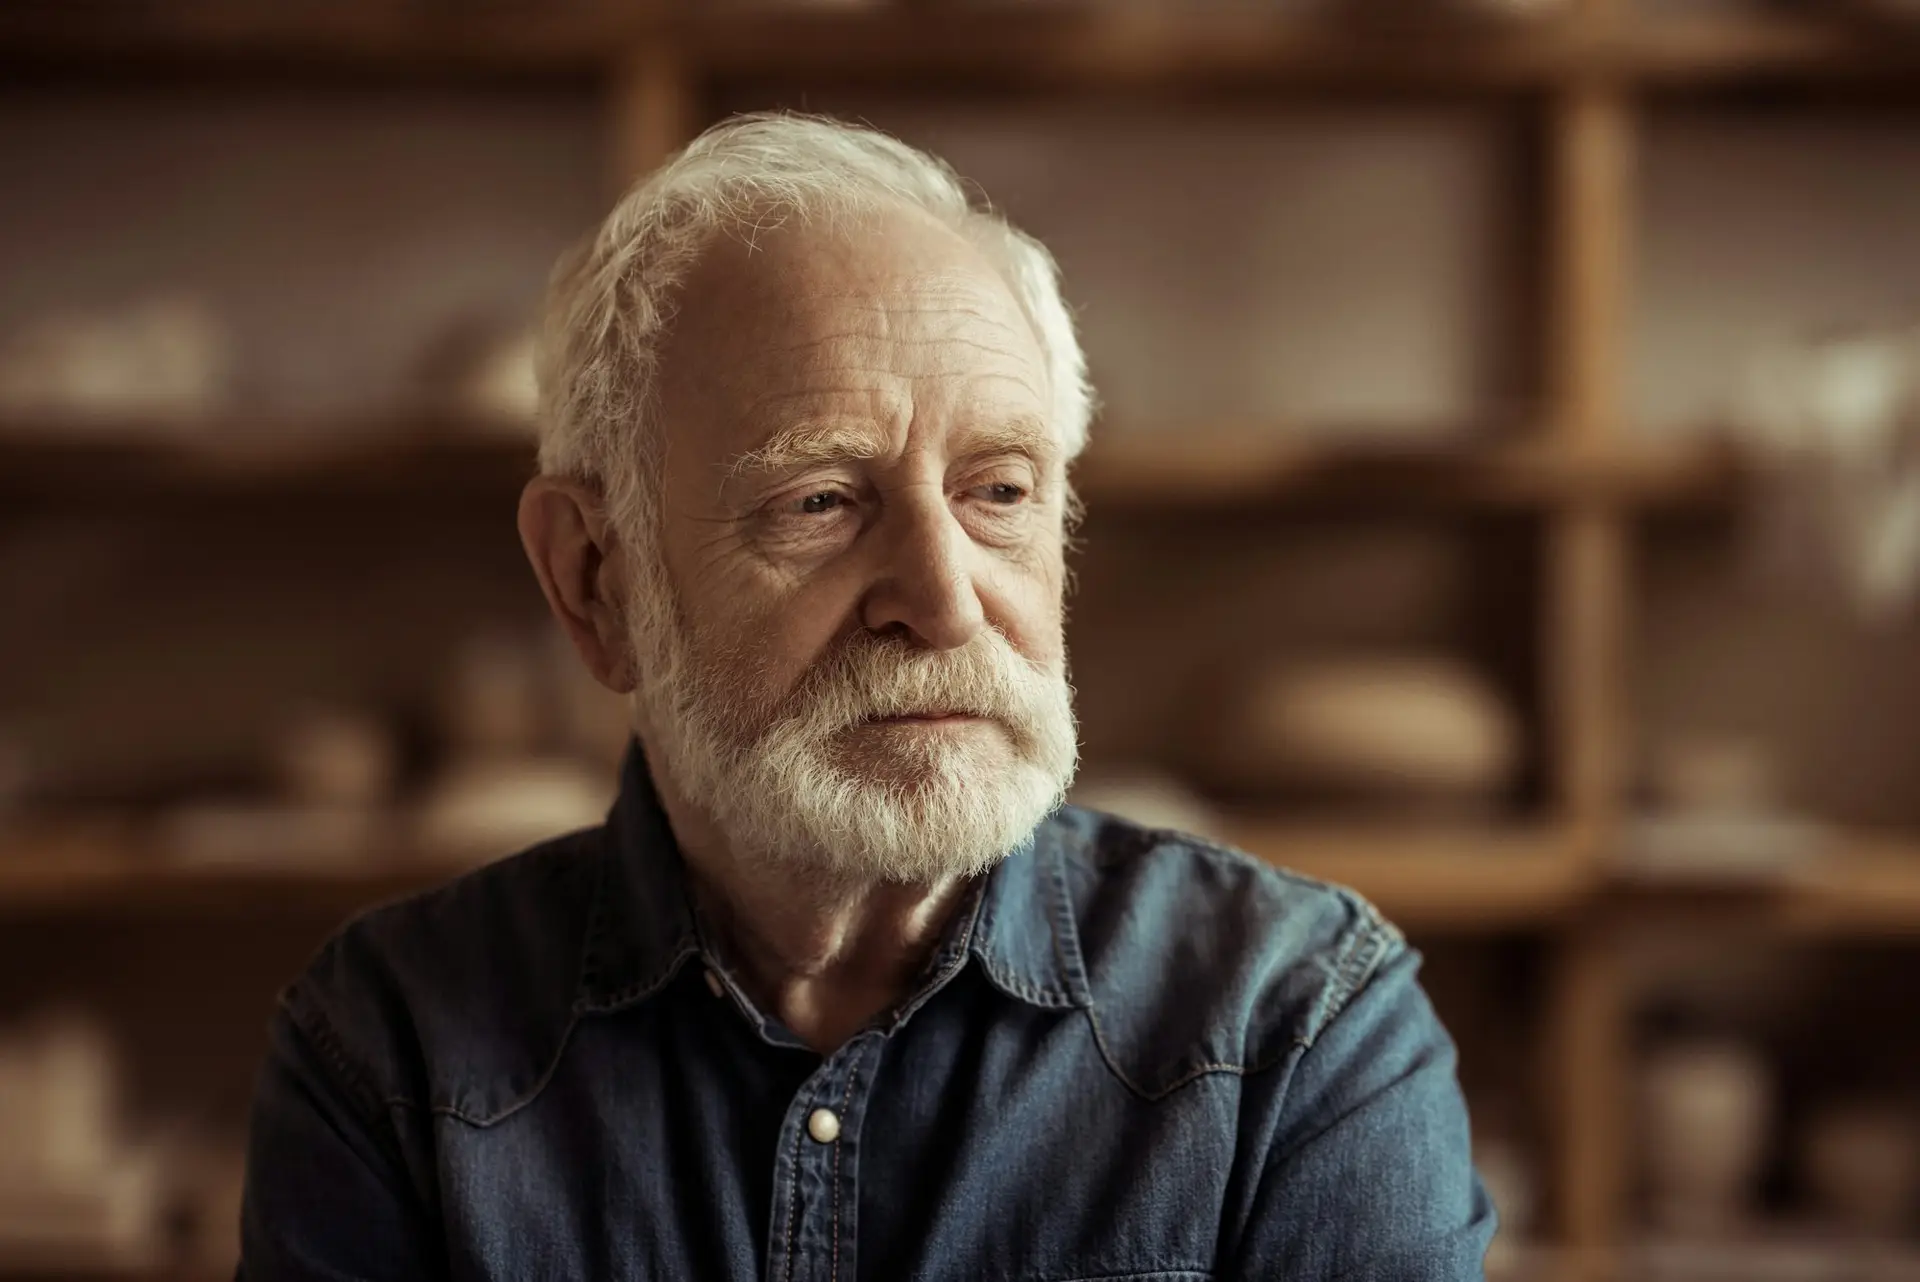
624,554 -> 1078,886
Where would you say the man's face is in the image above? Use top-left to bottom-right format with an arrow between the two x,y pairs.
626,207 -> 1078,883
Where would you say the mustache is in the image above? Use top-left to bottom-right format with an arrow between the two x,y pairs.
777,629 -> 1050,732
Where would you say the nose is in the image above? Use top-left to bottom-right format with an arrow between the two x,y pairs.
859,492 -> 987,651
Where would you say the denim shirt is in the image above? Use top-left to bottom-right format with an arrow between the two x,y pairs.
240,748 -> 1493,1281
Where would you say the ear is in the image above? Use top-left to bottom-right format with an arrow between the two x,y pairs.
518,476 -> 637,694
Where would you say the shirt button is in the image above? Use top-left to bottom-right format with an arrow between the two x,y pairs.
704,969 -> 724,998
807,1107 -> 841,1144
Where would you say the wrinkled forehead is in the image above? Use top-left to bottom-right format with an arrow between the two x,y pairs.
652,209 -> 1055,471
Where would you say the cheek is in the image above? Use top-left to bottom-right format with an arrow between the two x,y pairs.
985,549 -> 1067,666
691,572 -> 861,701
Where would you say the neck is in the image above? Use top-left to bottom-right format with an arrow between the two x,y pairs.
656,779 -> 975,1054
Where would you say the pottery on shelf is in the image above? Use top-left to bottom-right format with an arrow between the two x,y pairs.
414,757 -> 617,863
1622,735 -> 1828,884
417,317 -> 538,433
0,1010 -> 117,1185
453,329 -> 538,432
1736,322 -> 1920,623
273,707 -> 399,810
1638,1038 -> 1775,1238
1188,654 -> 1519,806
0,295 -> 230,421
0,1010 -> 167,1266
155,802 -> 393,871
1650,736 -> 1781,814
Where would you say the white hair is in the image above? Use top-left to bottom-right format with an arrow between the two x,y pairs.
533,111 -> 1093,536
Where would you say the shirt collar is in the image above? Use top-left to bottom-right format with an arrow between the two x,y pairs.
574,744 -> 703,1015
577,742 -> 1089,1017
967,820 -> 1086,1010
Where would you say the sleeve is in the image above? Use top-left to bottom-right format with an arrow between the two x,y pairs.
236,1001 -> 446,1282
1221,942 -> 1497,1282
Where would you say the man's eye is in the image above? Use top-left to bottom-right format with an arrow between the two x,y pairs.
973,482 -> 1027,505
797,492 -> 845,515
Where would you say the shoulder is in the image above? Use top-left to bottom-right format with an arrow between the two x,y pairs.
1043,805 -> 1407,1099
278,827 -> 605,1125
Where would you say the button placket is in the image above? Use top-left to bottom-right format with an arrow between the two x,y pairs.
764,1036 -> 877,1282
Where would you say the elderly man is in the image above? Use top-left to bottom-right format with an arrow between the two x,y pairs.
240,114 -> 1493,1281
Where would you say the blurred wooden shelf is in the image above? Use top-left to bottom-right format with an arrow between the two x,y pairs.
701,9 -> 1920,91
32,816 -> 1920,936
1783,832 -> 1920,935
4,6 -> 1920,91
0,418 -> 539,500
0,3 -> 631,74
0,1274 -> 220,1282
1626,11 -> 1920,88
1631,1234 -> 1920,1280
0,421 -> 1738,510
1225,820 -> 1596,931
690,7 -> 1576,90
1617,831 -> 1920,938
0,816 -> 1594,928
0,1264 -> 226,1282
3,1276 -> 225,1282
0,825 -> 462,918
1075,433 -> 1736,510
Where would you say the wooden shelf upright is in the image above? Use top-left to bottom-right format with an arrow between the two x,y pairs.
1541,3 -> 1635,1265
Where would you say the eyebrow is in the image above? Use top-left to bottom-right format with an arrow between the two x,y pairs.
723,421 -> 892,481
721,414 -> 1057,482
952,415 -> 1058,469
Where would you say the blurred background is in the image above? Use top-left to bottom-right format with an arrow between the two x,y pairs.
3,1 -> 1920,1279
